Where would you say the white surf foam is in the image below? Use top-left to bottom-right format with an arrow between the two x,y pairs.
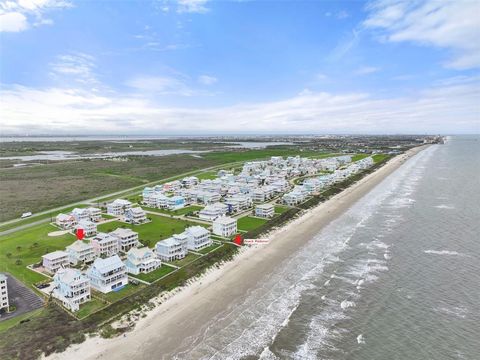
424,249 -> 465,256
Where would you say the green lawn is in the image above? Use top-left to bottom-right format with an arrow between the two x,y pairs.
93,283 -> 145,303
351,154 -> 370,162
197,243 -> 223,254
274,205 -> 290,214
372,154 -> 389,163
237,216 -> 268,232
97,214 -> 205,248
131,265 -> 176,283
196,171 -> 218,180
76,298 -> 108,319
0,223 -> 76,287
167,253 -> 201,267
142,205 -> 203,216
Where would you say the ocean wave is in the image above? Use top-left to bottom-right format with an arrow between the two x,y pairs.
340,300 -> 356,310
424,249 -> 465,256
357,334 -> 366,344
434,204 -> 455,209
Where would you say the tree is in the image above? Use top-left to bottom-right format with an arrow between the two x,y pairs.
6,252 -> 12,258
16,246 -> 22,252
15,259 -> 22,266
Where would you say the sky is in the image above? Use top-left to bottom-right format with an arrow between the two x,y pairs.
0,0 -> 479,135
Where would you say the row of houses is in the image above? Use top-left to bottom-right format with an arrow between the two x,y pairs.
281,156 -> 375,205
0,274 -> 9,313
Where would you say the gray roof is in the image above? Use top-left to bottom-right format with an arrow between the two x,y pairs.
91,255 -> 124,273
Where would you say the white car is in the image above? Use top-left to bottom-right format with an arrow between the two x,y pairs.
21,212 -> 32,218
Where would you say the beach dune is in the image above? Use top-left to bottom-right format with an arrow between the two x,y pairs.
45,146 -> 426,360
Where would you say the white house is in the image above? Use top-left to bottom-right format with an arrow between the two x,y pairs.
86,255 -> 128,293
213,216 -> 237,237
198,202 -> 228,221
42,250 -> 69,273
91,233 -> 120,257
55,213 -> 77,229
125,247 -> 161,275
255,203 -> 275,218
125,207 -> 147,224
71,208 -> 90,223
184,226 -> 212,250
181,176 -> 199,188
0,274 -> 9,313
87,207 -> 102,222
167,196 -> 186,210
110,228 -> 139,252
144,193 -> 168,208
53,268 -> 90,312
66,240 -> 96,265
107,199 -> 132,216
76,220 -> 97,237
155,234 -> 188,262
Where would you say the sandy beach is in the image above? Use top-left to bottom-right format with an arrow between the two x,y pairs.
45,146 -> 427,360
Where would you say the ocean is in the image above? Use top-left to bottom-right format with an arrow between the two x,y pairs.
173,136 -> 480,359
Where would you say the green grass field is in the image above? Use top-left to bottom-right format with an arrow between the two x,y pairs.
196,171 -> 218,180
351,154 -> 370,162
142,205 -> 203,216
197,243 -> 223,254
76,298 -> 108,319
168,253 -> 201,267
372,154 -> 389,163
131,265 -> 177,283
0,223 -> 76,287
274,205 -> 290,214
97,214 -> 205,248
237,216 -> 268,232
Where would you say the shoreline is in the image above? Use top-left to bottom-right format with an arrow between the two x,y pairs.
45,145 -> 428,360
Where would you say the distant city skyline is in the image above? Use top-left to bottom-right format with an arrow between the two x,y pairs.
1,0 -> 479,135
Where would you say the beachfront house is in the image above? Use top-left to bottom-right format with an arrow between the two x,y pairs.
107,199 -> 132,216
124,207 -> 147,224
212,216 -> 237,237
86,255 -> 128,293
184,226 -> 212,250
91,232 -> 120,257
66,240 -> 96,265
125,247 -> 161,275
53,268 -> 91,312
255,204 -> 275,218
0,274 -> 9,313
76,220 -> 97,237
55,213 -> 77,229
198,202 -> 228,221
110,228 -> 140,252
42,250 -> 69,273
155,234 -> 188,262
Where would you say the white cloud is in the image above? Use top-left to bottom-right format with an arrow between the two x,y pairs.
364,0 -> 480,69
0,11 -> 28,32
1,76 -> 478,135
198,75 -> 217,85
336,10 -> 349,20
176,0 -> 209,14
0,0 -> 71,32
49,52 -> 98,86
126,75 -> 195,96
355,66 -> 380,75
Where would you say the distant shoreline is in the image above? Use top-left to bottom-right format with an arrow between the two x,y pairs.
45,145 -> 428,360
